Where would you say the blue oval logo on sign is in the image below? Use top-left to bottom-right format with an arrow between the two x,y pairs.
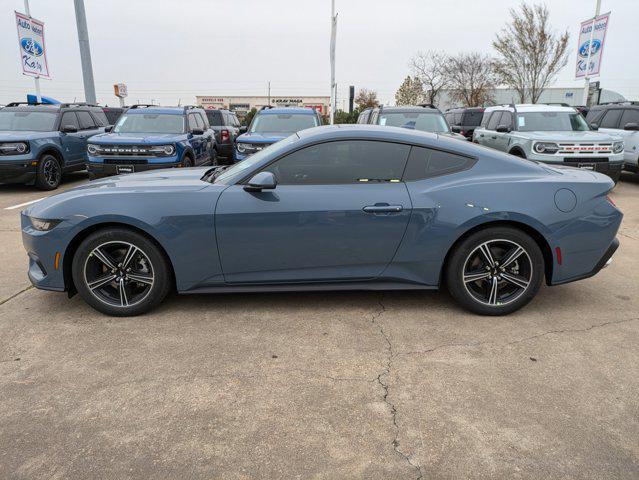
21,38 -> 43,56
578,39 -> 601,58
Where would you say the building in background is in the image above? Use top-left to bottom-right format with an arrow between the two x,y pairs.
195,95 -> 330,119
436,87 -> 626,111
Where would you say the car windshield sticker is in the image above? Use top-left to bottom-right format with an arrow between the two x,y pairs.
380,117 -> 387,126
518,116 -> 525,127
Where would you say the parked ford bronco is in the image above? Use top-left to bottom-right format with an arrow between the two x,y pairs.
0,102 -> 108,190
365,104 -> 466,140
473,104 -> 624,182
86,105 -> 216,179
234,106 -> 322,161
204,109 -> 241,165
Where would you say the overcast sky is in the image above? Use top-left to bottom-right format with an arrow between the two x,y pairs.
1,0 -> 638,107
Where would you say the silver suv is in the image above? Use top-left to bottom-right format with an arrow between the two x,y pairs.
473,104 -> 624,182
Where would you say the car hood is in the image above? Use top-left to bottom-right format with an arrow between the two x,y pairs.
514,130 -> 620,142
89,132 -> 185,144
24,167 -> 215,218
237,132 -> 290,143
0,131 -> 57,141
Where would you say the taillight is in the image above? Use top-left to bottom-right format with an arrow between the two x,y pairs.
606,195 -> 616,207
460,130 -> 465,136
221,129 -> 230,142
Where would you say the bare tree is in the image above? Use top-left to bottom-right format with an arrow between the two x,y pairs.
410,50 -> 450,105
355,88 -> 380,110
394,76 -> 424,105
447,52 -> 497,107
493,2 -> 569,103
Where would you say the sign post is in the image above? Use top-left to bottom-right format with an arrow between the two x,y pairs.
576,1 -> 610,105
16,0 -> 50,103
113,83 -> 128,107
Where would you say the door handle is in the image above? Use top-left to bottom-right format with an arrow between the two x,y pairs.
480,134 -> 484,137
363,204 -> 403,214
491,136 -> 497,139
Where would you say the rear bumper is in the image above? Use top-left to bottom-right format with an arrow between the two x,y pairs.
0,160 -> 37,185
552,237 -> 619,286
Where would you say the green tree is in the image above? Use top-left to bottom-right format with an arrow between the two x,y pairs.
395,76 -> 424,105
243,107 -> 257,126
334,109 -> 360,124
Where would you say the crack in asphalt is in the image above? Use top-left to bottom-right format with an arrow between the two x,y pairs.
0,285 -> 33,307
372,294 -> 423,480
396,317 -> 639,357
618,231 -> 639,241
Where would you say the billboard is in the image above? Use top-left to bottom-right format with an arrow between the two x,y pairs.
575,12 -> 610,79
15,11 -> 50,79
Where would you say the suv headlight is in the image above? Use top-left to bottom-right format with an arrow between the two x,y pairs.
236,142 -> 248,153
148,145 -> 175,156
29,217 -> 61,231
533,142 -> 560,154
87,144 -> 99,155
0,142 -> 29,154
613,141 -> 624,154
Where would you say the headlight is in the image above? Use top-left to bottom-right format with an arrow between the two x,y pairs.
613,141 -> 624,154
148,145 -> 175,156
87,144 -> 99,155
236,143 -> 248,153
29,217 -> 61,231
0,142 -> 29,154
162,144 -> 175,155
533,142 -> 560,154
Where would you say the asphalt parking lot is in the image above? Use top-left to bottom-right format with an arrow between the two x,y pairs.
0,173 -> 638,479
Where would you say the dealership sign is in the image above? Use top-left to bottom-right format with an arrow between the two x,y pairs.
575,12 -> 610,79
15,11 -> 50,78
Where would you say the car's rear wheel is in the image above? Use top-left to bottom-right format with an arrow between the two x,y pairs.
35,154 -> 62,190
445,227 -> 544,315
72,228 -> 172,316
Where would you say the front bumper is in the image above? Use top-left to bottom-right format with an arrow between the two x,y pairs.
529,152 -> 624,179
0,158 -> 38,185
87,155 -> 182,178
21,213 -> 68,292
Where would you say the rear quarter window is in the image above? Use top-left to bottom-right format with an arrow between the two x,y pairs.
403,146 -> 476,181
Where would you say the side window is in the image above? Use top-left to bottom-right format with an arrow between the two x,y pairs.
620,109 -> 639,127
486,111 -> 503,130
403,146 -> 476,181
188,114 -> 199,131
266,140 -> 410,185
599,109 -> 623,129
197,113 -> 208,129
232,115 -> 241,127
77,111 -> 97,130
500,111 -> 513,129
453,113 -> 463,125
91,110 -> 109,127
60,112 -> 79,130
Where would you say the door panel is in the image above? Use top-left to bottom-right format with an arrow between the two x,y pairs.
215,183 -> 412,283
58,112 -> 84,164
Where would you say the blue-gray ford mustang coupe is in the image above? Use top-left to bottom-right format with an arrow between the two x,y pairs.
21,125 -> 621,317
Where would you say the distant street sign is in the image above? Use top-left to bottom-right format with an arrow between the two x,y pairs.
575,12 -> 610,79
15,11 -> 50,79
113,83 -> 128,98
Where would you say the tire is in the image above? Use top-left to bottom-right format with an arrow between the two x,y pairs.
71,228 -> 172,316
445,226 -> 545,315
35,154 -> 62,190
609,170 -> 621,185
183,156 -> 194,168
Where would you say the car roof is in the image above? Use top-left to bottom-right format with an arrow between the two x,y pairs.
446,107 -> 485,112
126,107 -> 186,115
485,104 -> 576,113
377,106 -> 441,114
590,102 -> 639,110
258,107 -> 318,115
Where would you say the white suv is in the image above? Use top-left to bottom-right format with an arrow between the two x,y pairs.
473,104 -> 624,182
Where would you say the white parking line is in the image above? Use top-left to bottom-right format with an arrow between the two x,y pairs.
4,197 -> 47,210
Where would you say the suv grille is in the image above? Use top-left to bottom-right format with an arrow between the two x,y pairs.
557,143 -> 613,155
97,145 -> 166,156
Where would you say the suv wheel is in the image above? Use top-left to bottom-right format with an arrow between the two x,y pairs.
35,154 -> 62,190
182,156 -> 194,168
72,228 -> 172,316
445,226 -> 544,315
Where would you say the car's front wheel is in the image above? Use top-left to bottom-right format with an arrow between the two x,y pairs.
72,228 -> 172,316
35,154 -> 62,190
445,226 -> 544,315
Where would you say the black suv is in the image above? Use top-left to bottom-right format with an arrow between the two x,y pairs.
586,102 -> 639,172
204,109 -> 241,164
0,102 -> 107,189
444,107 -> 485,140
364,104 -> 466,139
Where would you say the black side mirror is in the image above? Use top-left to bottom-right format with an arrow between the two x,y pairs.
451,125 -> 462,133
191,128 -> 204,136
496,124 -> 510,133
239,126 -> 248,134
105,125 -> 113,132
624,122 -> 639,131
62,125 -> 78,133
590,123 -> 599,131
244,171 -> 277,192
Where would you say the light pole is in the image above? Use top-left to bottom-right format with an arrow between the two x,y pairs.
582,0 -> 602,106
73,0 -> 96,104
329,0 -> 337,124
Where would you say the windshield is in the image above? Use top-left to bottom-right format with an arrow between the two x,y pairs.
114,113 -> 184,134
0,111 -> 57,132
379,112 -> 449,133
250,113 -> 318,133
516,112 -> 590,132
213,134 -> 299,184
